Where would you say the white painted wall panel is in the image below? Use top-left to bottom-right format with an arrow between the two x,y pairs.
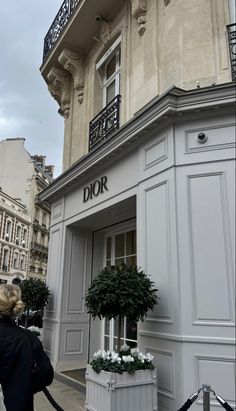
138,168 -> 180,334
177,161 -> 235,337
175,113 -> 235,165
58,228 -> 91,370
145,180 -> 172,323
67,232 -> 87,313
46,227 -> 62,315
187,172 -> 232,322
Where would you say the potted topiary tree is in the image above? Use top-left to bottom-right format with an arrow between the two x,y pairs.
19,277 -> 50,330
85,263 -> 158,411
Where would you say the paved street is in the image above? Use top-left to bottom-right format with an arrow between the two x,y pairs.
35,377 -> 86,411
1,377 -> 86,411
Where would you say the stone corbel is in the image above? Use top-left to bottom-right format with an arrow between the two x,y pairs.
130,0 -> 147,36
58,48 -> 85,104
47,66 -> 71,118
100,22 -> 112,45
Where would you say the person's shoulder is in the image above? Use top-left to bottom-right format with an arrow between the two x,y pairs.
13,325 -> 34,341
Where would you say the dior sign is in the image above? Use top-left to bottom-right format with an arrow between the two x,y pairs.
83,176 -> 108,203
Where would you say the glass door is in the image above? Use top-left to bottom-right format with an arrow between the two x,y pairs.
102,227 -> 137,351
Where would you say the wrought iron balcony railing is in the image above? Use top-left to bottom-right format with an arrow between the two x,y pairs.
31,242 -> 48,254
43,0 -> 80,62
89,95 -> 121,151
227,23 -> 236,81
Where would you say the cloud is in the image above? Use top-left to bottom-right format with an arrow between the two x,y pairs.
0,0 -> 64,177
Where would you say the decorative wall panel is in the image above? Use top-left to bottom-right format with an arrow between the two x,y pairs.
65,329 -> 83,355
145,180 -> 172,323
195,355 -> 235,405
46,228 -> 61,313
144,136 -> 168,169
185,124 -> 235,154
67,232 -> 87,313
150,347 -> 176,399
44,326 -> 53,354
187,172 -> 233,324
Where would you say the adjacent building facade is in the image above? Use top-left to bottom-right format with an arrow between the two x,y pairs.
0,188 -> 31,284
0,139 -> 53,281
39,1 -> 235,410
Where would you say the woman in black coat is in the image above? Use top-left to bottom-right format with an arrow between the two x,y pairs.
0,284 -> 54,411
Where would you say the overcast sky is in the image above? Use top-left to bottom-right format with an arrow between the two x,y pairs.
0,1 -> 64,177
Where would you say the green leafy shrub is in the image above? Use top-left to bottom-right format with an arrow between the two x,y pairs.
85,263 -> 158,356
19,277 -> 50,327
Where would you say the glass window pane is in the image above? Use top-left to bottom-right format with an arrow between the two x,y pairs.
126,340 -> 137,348
106,237 -> 111,259
117,48 -> 121,67
115,233 -> 124,257
115,257 -> 125,266
126,256 -> 136,266
126,320 -> 137,341
105,319 -> 110,335
106,259 -> 111,266
113,318 -> 124,338
126,230 -> 136,256
106,55 -> 116,79
106,80 -> 115,104
104,337 -> 110,351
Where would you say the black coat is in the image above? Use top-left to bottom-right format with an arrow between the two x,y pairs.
0,317 -> 54,411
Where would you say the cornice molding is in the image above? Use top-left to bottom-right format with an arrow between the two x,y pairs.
47,66 -> 72,118
58,48 -> 85,104
130,0 -> 147,36
38,83 -> 235,203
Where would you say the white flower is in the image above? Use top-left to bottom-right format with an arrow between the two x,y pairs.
122,355 -> 134,363
138,352 -> 146,363
93,350 -> 107,359
145,352 -> 154,362
111,352 -> 121,363
130,347 -> 139,356
27,326 -> 40,333
120,344 -> 130,352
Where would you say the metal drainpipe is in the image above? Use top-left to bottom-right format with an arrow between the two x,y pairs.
228,0 -> 236,23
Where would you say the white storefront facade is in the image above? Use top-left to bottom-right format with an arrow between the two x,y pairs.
39,84 -> 235,410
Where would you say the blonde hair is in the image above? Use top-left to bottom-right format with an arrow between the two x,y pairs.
0,284 -> 24,318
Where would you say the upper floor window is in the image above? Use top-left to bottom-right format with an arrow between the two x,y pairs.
96,36 -> 121,108
16,225 -> 21,243
103,48 -> 120,106
89,37 -> 121,151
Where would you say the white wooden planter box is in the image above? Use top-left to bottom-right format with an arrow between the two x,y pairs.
85,365 -> 157,411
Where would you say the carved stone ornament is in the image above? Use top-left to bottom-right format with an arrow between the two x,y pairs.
100,22 -> 112,45
47,66 -> 71,118
164,0 -> 172,5
130,0 -> 147,36
58,48 -> 85,104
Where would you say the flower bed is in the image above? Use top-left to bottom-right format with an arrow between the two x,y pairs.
90,345 -> 155,374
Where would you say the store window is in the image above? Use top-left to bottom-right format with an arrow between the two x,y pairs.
103,227 -> 137,351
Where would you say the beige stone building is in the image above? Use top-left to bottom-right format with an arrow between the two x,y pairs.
39,1 -> 235,410
0,138 -> 54,281
0,188 -> 31,284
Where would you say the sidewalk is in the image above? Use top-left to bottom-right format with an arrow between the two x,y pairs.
34,376 -> 86,411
